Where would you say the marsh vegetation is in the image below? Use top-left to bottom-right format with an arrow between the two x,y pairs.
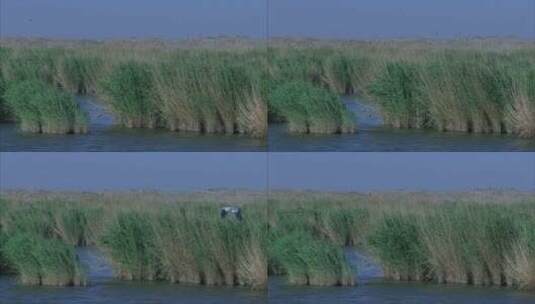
0,39 -> 268,137
0,191 -> 267,289
269,191 -> 535,290
2,38 -> 532,138
1,190 -> 534,291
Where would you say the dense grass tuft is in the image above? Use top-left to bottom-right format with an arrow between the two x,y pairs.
0,232 -> 7,274
153,52 -> 268,136
100,212 -> 160,280
4,80 -> 88,133
101,61 -> 158,128
57,55 -> 103,95
2,233 -> 86,286
268,200 -> 365,286
269,231 -> 354,286
367,214 -> 429,281
269,81 -> 355,133
367,203 -> 535,289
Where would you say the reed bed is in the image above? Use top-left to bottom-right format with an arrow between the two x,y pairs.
2,38 -> 533,136
0,194 -> 267,289
368,203 -> 535,290
269,81 -> 355,133
269,231 -> 354,286
2,233 -> 86,286
3,79 -> 88,134
100,206 -> 267,288
0,44 -> 269,137
267,200 -> 368,286
1,190 -> 534,290
269,190 -> 535,290
269,43 -> 535,137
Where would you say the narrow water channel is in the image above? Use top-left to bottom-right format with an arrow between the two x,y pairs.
0,96 -> 267,152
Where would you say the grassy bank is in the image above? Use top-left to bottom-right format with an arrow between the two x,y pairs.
0,192 -> 267,289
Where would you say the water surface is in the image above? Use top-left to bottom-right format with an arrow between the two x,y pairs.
269,97 -> 535,152
0,96 -> 266,152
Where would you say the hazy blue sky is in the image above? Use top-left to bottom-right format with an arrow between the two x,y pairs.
270,0 -> 534,39
0,0 -> 267,39
1,153 -> 533,192
0,153 -> 268,191
269,153 -> 535,191
1,0 -> 532,39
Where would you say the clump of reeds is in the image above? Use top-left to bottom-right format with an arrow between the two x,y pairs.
0,232 -> 7,274
100,61 -> 159,128
269,231 -> 355,286
505,216 -> 535,290
56,54 -> 103,95
367,203 -> 535,289
1,48 -> 62,86
270,200 -> 369,247
269,81 -> 356,134
2,233 -> 86,286
99,205 -> 268,288
1,200 -> 104,246
321,51 -> 375,95
367,213 -> 429,281
100,211 -> 161,280
369,62 -> 425,129
153,51 -> 268,136
4,80 -> 88,133
267,200 -> 364,286
0,72 -> 11,121
505,68 -> 535,138
367,50 -> 535,136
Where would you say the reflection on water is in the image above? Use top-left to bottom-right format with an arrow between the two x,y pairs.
269,97 -> 535,152
0,96 -> 266,152
0,247 -> 266,304
268,277 -> 535,304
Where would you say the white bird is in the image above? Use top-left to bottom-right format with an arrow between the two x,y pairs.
220,206 -> 242,221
